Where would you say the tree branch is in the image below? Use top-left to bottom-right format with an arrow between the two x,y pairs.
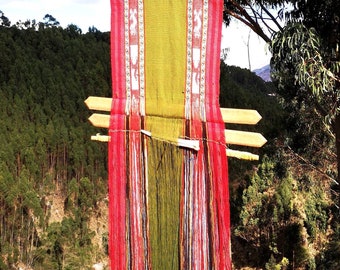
225,0 -> 271,43
224,9 -> 264,37
258,2 -> 283,32
286,145 -> 339,185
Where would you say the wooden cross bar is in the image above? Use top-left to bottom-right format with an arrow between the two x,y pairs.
85,96 -> 266,160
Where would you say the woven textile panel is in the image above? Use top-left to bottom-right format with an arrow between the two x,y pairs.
108,0 -> 231,269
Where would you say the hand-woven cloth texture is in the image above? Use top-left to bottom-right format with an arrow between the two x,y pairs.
108,0 -> 231,269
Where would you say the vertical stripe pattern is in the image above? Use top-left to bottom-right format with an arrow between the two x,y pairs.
108,0 -> 231,269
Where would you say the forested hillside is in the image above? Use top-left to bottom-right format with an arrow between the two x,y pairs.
0,15 -> 111,269
0,12 -> 339,269
220,64 -> 339,269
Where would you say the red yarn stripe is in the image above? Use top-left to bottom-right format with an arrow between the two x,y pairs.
205,0 -> 231,269
109,1 -> 127,269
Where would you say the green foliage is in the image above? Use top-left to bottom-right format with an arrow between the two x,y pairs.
304,191 -> 328,239
275,175 -> 293,219
223,0 -> 339,269
39,218 -> 95,270
271,22 -> 340,122
265,255 -> 289,270
318,222 -> 340,269
233,152 -> 331,269
0,10 -> 11,27
269,23 -> 336,163
289,0 -> 340,53
0,16 -> 109,268
219,62 -> 286,142
236,157 -> 276,226
219,62 -> 288,237
32,176 -> 101,269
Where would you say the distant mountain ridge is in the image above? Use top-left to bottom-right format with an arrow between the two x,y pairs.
253,64 -> 271,82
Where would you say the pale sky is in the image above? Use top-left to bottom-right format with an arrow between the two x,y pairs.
222,21 -> 272,70
0,0 -> 270,70
0,0 -> 111,31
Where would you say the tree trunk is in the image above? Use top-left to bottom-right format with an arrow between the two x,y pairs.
334,114 -> 340,209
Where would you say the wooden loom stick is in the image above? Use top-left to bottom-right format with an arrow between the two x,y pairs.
226,149 -> 259,161
88,113 -> 266,148
85,96 -> 262,125
88,113 -> 110,129
85,96 -> 266,160
90,134 -> 259,160
224,129 -> 267,148
220,107 -> 262,125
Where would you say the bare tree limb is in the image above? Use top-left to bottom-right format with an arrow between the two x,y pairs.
225,0 -> 271,43
258,2 -> 284,32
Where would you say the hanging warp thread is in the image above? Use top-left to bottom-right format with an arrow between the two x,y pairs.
108,0 -> 231,269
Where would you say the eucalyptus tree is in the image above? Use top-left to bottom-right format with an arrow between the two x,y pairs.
224,2 -> 340,267
223,0 -> 287,42
224,0 -> 340,195
43,14 -> 60,27
0,10 -> 10,27
271,1 -> 340,179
